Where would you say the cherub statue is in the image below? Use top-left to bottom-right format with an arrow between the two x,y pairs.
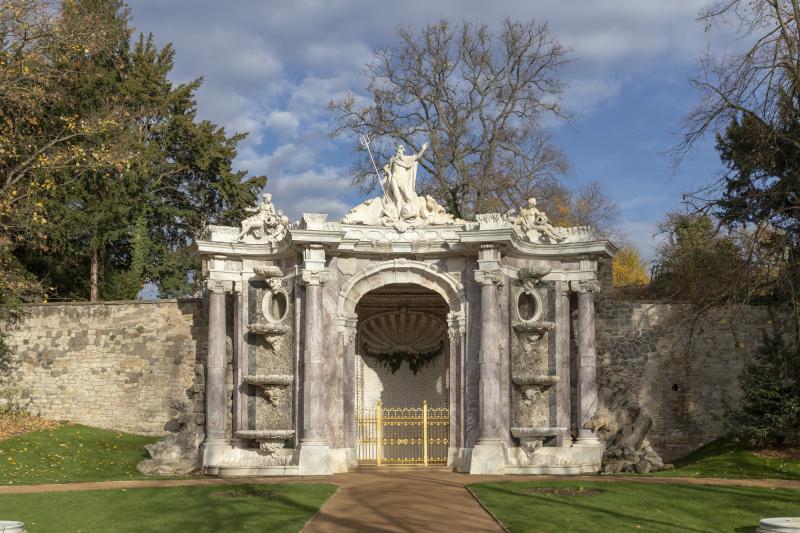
237,193 -> 289,241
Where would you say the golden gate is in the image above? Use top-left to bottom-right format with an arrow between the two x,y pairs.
356,401 -> 449,466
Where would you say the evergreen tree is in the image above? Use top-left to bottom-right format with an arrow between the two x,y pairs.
730,332 -> 800,448
13,0 -> 265,300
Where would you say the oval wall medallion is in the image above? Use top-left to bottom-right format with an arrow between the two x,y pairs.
262,289 -> 289,324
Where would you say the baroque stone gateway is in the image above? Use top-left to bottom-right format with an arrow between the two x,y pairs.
183,143 -> 632,476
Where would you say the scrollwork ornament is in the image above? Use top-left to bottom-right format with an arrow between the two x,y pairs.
265,277 -> 282,294
474,270 -> 503,287
205,279 -> 233,293
570,279 -> 601,294
300,269 -> 330,286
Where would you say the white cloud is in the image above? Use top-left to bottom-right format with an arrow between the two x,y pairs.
269,167 -> 353,220
126,0 -> 728,230
266,111 -> 300,138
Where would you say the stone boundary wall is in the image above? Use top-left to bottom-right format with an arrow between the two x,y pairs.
1,300 -> 207,435
596,299 -> 782,461
0,297 -> 781,460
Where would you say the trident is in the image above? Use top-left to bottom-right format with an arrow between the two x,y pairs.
359,134 -> 386,196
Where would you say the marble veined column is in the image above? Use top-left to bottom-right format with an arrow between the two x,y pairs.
297,245 -> 332,475
575,279 -> 601,446
469,245 -> 507,474
300,270 -> 327,445
203,280 -> 230,467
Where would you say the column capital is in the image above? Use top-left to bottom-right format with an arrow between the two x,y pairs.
474,270 -> 503,286
570,279 -> 601,294
338,326 -> 357,348
301,269 -> 330,286
477,243 -> 502,273
302,243 -> 326,271
205,279 -> 234,293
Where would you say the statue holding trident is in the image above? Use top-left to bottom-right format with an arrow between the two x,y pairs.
344,136 -> 456,229
381,142 -> 427,222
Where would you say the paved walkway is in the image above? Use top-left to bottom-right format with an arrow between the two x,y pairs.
2,469 -> 799,532
304,468 -> 504,533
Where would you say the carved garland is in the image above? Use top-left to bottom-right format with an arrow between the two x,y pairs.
363,341 -> 444,375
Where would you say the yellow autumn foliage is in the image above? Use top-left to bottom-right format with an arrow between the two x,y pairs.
612,246 -> 649,287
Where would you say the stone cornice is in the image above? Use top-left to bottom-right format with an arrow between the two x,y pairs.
191,223 -> 618,261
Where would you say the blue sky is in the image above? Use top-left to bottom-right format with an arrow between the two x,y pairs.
126,0 -> 734,261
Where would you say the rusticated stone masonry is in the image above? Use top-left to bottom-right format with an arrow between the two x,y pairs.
1,300 -> 208,436
595,299 -> 786,461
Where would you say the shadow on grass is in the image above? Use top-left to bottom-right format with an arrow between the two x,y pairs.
1,483 -> 337,533
469,480 -> 798,533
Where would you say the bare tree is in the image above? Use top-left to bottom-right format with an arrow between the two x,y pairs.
330,19 -> 571,219
677,1 -> 800,338
679,0 -> 800,154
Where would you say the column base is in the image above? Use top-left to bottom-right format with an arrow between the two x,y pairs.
201,438 -> 229,468
573,436 -> 602,448
297,443 -> 333,476
468,440 -> 507,475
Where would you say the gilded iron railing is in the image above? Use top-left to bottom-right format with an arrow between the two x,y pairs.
356,401 -> 449,466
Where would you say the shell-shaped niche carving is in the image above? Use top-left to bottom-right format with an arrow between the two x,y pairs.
360,309 -> 446,354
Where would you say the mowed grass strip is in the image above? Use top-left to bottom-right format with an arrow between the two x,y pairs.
0,423 -> 157,485
469,480 -> 800,533
0,483 -> 337,533
650,439 -> 800,480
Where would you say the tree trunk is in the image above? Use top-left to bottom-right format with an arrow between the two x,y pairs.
90,248 -> 98,301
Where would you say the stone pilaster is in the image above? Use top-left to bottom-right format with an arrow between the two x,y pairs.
573,279 -> 601,446
341,327 -> 358,470
447,311 -> 466,462
469,244 -> 506,474
203,279 -> 232,467
297,245 -> 333,475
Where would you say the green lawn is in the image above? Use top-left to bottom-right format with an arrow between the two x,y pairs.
470,480 -> 800,533
650,439 -> 800,480
0,423 -> 158,485
0,483 -> 336,532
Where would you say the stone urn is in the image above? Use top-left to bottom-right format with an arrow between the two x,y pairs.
234,429 -> 295,456
243,374 -> 294,406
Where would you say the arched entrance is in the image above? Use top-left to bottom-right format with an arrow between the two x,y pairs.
336,259 -> 466,467
355,284 -> 449,465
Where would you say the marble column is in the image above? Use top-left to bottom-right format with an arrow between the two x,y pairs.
469,244 -> 506,474
555,281 -> 571,446
203,280 -> 230,467
297,245 -> 332,475
232,281 -> 247,439
574,279 -> 601,446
